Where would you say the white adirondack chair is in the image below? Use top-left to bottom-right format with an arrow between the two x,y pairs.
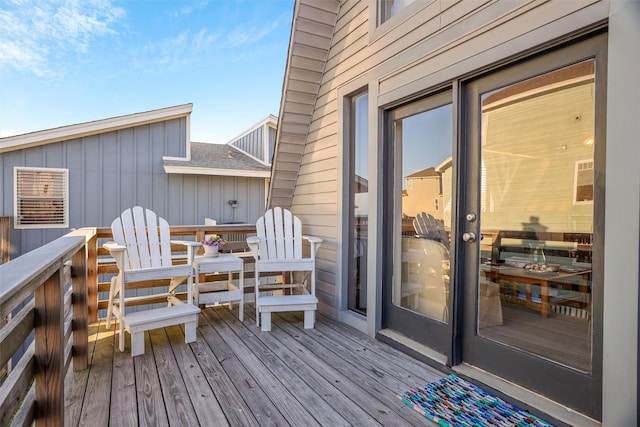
104,206 -> 201,356
247,207 -> 322,331
413,212 -> 450,251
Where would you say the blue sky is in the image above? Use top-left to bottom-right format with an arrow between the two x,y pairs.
0,0 -> 294,143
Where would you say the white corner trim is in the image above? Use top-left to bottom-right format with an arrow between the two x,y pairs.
0,104 -> 193,154
163,164 -> 271,178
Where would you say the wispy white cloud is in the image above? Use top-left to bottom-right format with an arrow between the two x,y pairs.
175,0 -> 210,18
0,0 -> 125,78
132,7 -> 289,74
224,11 -> 290,48
134,28 -> 221,73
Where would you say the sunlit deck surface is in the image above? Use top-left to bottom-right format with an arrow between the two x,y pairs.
65,305 -> 443,426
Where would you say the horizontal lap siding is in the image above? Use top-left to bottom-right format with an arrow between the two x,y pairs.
287,0 -> 605,315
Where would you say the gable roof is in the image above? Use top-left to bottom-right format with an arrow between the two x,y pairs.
406,167 -> 439,179
267,0 -> 340,208
0,104 -> 193,154
163,142 -> 271,177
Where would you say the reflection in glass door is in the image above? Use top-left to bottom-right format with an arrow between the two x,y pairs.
461,34 -> 606,417
348,92 -> 368,315
477,61 -> 595,372
383,91 -> 453,354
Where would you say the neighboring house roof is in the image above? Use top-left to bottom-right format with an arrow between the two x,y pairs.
0,104 -> 193,154
268,0 -> 340,208
406,167 -> 439,179
163,143 -> 271,178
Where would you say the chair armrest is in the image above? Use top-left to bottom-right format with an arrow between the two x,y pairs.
303,236 -> 322,244
246,236 -> 260,259
170,240 -> 202,248
303,235 -> 322,259
170,240 -> 202,263
103,242 -> 126,270
103,241 -> 126,253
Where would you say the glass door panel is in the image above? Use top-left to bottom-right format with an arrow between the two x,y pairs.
477,61 -> 595,372
393,104 -> 453,322
383,90 -> 454,356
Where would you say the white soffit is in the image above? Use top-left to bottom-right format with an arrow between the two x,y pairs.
268,0 -> 340,209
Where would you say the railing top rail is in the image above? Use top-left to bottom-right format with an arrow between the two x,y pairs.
0,228 -> 96,318
95,223 -> 257,239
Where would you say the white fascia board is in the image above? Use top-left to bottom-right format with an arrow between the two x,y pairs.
231,145 -> 271,167
163,164 -> 271,178
0,104 -> 193,154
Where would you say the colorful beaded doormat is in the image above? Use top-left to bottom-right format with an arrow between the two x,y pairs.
398,375 -> 554,427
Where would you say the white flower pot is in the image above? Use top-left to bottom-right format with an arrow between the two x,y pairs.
203,245 -> 219,257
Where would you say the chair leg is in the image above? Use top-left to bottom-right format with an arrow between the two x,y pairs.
130,332 -> 144,356
255,273 -> 260,328
184,320 -> 197,343
260,312 -> 272,332
304,310 -> 315,329
106,276 -> 118,330
119,321 -> 126,353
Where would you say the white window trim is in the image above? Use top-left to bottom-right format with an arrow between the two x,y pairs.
14,167 -> 69,229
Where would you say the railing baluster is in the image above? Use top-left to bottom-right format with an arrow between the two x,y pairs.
34,268 -> 65,427
87,234 -> 98,323
72,243 -> 88,371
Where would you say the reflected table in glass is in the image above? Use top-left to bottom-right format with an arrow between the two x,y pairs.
481,265 -> 591,318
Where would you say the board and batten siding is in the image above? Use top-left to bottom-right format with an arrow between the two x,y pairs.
286,0 -> 607,316
0,117 -> 266,259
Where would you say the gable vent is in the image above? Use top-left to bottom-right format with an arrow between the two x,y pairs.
14,167 -> 69,228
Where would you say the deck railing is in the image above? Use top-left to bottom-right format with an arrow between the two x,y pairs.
0,228 -> 95,427
0,223 -> 257,426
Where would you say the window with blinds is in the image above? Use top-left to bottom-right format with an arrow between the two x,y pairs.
574,159 -> 594,204
14,167 -> 69,228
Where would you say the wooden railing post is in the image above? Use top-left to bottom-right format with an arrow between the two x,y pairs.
72,244 -> 88,371
34,268 -> 65,427
86,234 -> 99,323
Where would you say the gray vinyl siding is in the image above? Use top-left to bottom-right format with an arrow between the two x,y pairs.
230,123 -> 277,164
232,126 -> 265,162
0,117 -> 266,259
285,0 -> 607,312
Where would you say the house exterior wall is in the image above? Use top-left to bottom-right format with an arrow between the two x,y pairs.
288,0 -> 609,318
403,176 -> 442,220
282,0 -> 638,423
0,117 -> 266,258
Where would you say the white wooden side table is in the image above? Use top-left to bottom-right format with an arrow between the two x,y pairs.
193,254 -> 244,321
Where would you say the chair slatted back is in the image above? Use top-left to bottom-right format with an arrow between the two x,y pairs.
111,206 -> 173,270
413,212 -> 450,250
256,207 -> 303,261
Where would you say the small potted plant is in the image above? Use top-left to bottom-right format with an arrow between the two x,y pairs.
201,234 -> 226,257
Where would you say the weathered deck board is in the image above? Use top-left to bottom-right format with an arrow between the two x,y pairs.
134,332 -> 168,427
77,324 -> 114,426
216,308 -> 382,427
110,332 -> 137,427
65,305 -> 441,426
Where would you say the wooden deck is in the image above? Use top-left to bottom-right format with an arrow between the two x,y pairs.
64,305 -> 443,426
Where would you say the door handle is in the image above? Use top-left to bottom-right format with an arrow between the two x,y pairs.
462,232 -> 477,242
